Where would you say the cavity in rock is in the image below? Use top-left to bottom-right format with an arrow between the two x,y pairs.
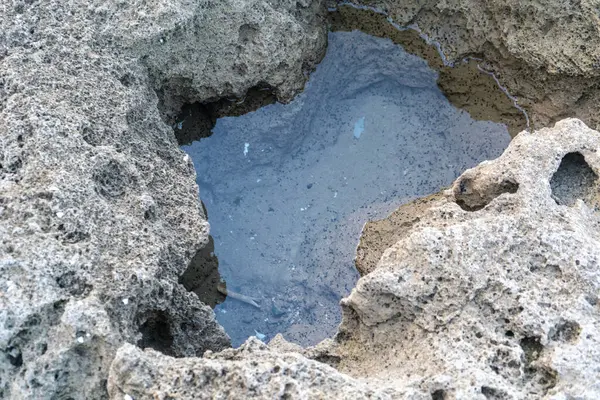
550,152 -> 599,208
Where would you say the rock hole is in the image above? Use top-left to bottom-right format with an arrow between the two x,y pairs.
519,336 -> 544,366
238,23 -> 259,43
481,386 -> 504,399
550,152 -> 599,207
137,310 -> 175,356
119,73 -> 134,87
6,346 -> 23,367
93,159 -> 129,198
455,177 -> 519,211
549,320 -> 581,342
55,271 -> 92,297
431,389 -> 447,400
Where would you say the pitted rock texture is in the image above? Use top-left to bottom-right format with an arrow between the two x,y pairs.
107,340 -> 416,399
337,118 -> 600,399
332,0 -> 600,132
0,0 -> 326,398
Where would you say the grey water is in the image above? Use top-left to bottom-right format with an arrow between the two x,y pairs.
182,30 -> 511,346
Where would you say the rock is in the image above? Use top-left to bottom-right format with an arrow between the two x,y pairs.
337,118 -> 600,398
355,192 -> 445,276
0,0 -> 327,398
107,340 -> 421,399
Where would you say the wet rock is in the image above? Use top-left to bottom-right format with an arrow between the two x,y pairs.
0,0 -> 327,398
334,0 -> 600,133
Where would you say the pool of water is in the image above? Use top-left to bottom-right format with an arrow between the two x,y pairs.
182,30 -> 511,346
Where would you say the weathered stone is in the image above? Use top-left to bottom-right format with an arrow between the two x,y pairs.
107,340 -> 421,399
337,118 -> 600,399
0,0 -> 327,398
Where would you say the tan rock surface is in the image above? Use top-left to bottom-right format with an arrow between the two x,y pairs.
337,118 -> 600,398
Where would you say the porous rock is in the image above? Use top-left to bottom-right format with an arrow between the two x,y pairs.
336,118 -> 600,399
0,0 -> 327,398
107,340 -> 418,399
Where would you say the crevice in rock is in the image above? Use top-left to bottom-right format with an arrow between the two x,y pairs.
162,84 -> 277,145
550,152 -> 599,208
179,234 -> 226,308
431,389 -> 448,400
137,310 -> 175,356
519,336 -> 558,394
454,177 -> 519,211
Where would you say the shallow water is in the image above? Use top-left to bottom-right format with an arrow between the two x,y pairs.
182,30 -> 511,346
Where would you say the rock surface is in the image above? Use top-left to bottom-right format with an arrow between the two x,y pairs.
333,0 -> 600,132
0,1 -> 326,398
108,340 -> 415,399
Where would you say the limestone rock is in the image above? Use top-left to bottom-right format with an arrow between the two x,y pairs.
107,340 -> 420,399
337,118 -> 600,399
0,0 -> 327,398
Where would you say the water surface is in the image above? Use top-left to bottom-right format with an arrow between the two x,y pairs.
183,30 -> 511,346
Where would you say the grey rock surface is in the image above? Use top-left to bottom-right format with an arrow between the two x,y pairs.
0,0 -> 326,398
107,340 -> 417,399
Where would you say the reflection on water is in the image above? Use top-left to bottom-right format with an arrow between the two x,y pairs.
182,30 -> 511,346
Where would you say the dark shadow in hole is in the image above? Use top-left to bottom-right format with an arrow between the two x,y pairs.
549,320 -> 581,343
550,152 -> 599,207
519,336 -> 558,392
481,386 -> 505,400
137,310 -> 175,356
454,177 -> 519,211
173,84 -> 277,145
431,389 -> 447,400
520,336 -> 544,366
179,234 -> 226,308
